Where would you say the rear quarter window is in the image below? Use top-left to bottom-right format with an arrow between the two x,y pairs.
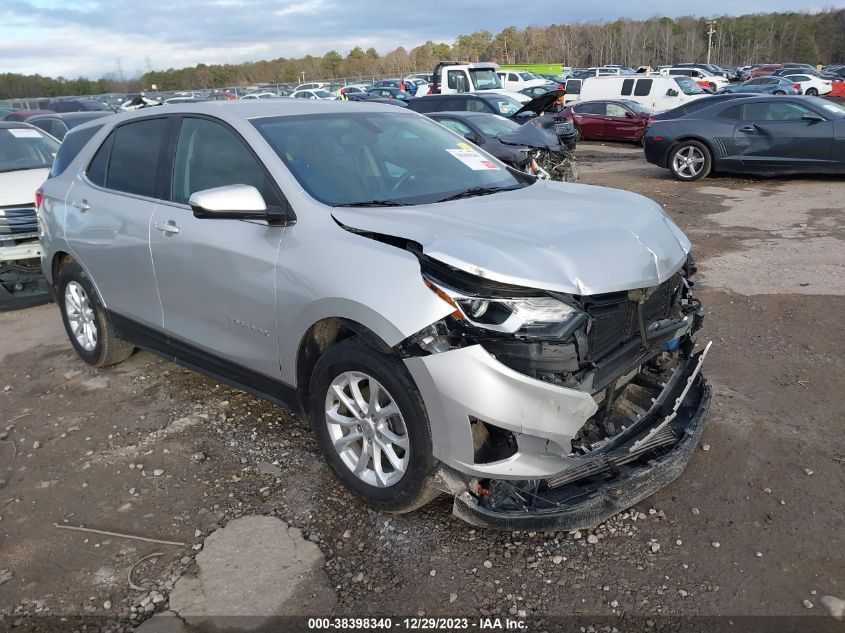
49,124 -> 103,178
621,78 -> 635,96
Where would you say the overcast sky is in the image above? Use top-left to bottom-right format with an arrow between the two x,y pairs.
1,0 -> 838,78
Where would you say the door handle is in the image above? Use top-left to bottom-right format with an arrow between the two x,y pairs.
71,199 -> 90,212
740,125 -> 757,133
153,220 -> 180,235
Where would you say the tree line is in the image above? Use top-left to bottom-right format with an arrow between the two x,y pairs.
2,9 -> 842,99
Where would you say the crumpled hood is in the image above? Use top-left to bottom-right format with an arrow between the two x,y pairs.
0,168 -> 49,207
332,181 -> 691,296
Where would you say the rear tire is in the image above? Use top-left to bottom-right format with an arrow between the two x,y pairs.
773,90 -> 786,95
668,140 -> 712,182
806,88 -> 818,96
308,337 -> 439,513
57,261 -> 135,367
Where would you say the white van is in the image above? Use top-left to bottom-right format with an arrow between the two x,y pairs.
575,75 -> 709,112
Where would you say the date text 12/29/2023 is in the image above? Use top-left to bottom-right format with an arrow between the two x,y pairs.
308,617 -> 528,630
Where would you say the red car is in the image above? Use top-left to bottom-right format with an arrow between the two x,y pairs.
750,64 -> 783,79
558,99 -> 652,143
3,109 -> 55,122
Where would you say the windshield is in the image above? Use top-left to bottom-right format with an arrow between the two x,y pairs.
484,94 -> 523,115
252,112 -> 524,206
472,116 -> 522,138
469,68 -> 503,90
816,98 -> 845,118
518,72 -> 534,80
0,127 -> 59,173
674,76 -> 706,95
313,90 -> 332,98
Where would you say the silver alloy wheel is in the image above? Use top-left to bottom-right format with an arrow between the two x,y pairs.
324,370 -> 409,488
672,145 -> 706,178
65,281 -> 98,352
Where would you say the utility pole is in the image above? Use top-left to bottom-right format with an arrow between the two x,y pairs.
706,21 -> 716,65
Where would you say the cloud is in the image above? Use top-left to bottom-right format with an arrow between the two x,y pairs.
0,0 -> 834,77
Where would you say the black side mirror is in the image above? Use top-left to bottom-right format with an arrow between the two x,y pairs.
625,111 -> 635,118
464,132 -> 481,144
801,113 -> 824,123
666,89 -> 679,97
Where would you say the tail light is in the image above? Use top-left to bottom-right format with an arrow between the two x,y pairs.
35,187 -> 43,209
793,85 -> 801,91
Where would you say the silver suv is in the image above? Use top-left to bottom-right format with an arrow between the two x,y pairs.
38,101 -> 711,529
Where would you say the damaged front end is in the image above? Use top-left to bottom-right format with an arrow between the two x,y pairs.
400,252 -> 711,530
0,203 -> 51,310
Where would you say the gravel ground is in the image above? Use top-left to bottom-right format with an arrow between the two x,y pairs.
1,143 -> 843,632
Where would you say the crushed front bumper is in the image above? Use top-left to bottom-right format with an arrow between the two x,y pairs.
451,350 -> 711,531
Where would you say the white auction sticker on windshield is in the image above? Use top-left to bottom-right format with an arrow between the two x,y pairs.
446,148 -> 500,170
7,128 -> 42,138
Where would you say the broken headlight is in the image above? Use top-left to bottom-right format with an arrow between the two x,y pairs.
424,277 -> 586,339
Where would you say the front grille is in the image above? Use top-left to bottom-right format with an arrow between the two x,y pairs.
554,121 -> 575,136
0,205 -> 38,235
583,274 -> 681,361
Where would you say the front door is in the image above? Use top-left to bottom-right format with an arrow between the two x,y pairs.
149,116 -> 288,379
734,100 -> 834,168
604,103 -> 641,141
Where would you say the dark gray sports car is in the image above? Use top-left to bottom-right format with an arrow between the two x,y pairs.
644,95 -> 845,181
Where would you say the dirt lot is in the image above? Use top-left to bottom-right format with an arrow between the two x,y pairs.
1,143 -> 843,632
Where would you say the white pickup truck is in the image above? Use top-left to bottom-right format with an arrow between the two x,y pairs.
496,69 -> 549,91
430,61 -> 530,102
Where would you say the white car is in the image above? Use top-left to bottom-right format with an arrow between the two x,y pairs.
291,89 -> 334,100
658,67 -> 729,92
0,122 -> 59,308
294,82 -> 328,91
240,92 -> 285,100
784,74 -> 833,96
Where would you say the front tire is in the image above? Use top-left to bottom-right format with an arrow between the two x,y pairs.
57,261 -> 135,367
773,90 -> 786,95
308,337 -> 438,512
669,140 -> 712,182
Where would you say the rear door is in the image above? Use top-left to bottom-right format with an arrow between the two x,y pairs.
64,116 -> 168,327
571,102 -> 607,139
734,100 -> 833,168
149,115 -> 287,378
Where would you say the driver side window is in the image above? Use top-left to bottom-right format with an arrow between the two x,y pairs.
170,117 -> 279,206
606,103 -> 628,117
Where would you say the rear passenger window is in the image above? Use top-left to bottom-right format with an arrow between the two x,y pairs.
105,118 -> 168,197
621,79 -> 635,96
634,79 -> 653,96
49,124 -> 103,178
466,99 -> 488,112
